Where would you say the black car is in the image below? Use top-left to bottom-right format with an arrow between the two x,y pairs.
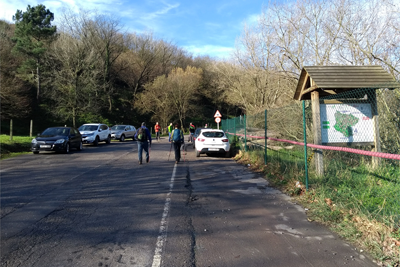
31,127 -> 83,154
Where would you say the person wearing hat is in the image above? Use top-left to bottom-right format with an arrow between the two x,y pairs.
134,122 -> 152,164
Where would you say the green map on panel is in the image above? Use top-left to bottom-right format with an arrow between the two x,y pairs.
333,111 -> 359,137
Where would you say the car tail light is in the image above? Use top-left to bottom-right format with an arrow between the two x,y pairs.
222,139 -> 229,142
197,138 -> 205,142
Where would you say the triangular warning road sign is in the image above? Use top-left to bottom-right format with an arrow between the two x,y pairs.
214,110 -> 222,117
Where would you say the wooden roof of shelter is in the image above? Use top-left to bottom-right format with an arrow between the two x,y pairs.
294,65 -> 400,100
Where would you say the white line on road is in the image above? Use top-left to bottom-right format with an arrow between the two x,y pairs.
151,164 -> 177,267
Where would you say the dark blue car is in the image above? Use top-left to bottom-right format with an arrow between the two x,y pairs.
31,127 -> 83,154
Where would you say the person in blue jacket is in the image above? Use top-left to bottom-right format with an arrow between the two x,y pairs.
170,123 -> 184,164
134,122 -> 152,164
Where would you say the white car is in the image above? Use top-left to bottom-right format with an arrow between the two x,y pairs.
110,125 -> 136,142
78,123 -> 111,146
194,129 -> 230,157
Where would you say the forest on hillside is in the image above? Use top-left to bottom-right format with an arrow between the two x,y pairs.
1,0 -> 399,135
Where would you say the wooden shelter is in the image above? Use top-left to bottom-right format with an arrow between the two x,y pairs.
294,65 -> 399,175
294,65 -> 399,101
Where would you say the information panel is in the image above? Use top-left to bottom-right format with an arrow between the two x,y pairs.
320,103 -> 374,144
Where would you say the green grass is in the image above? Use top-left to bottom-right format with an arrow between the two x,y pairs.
0,134 -> 34,159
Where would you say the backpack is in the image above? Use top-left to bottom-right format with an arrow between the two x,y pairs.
137,127 -> 147,142
172,129 -> 181,142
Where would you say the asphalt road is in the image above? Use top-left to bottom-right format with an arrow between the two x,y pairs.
0,136 -> 378,267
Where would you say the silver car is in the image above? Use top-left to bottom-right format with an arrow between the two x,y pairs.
111,125 -> 137,142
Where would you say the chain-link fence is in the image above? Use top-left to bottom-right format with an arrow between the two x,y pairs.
222,87 -> 400,225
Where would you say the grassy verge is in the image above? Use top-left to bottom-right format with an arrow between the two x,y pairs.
233,144 -> 400,267
0,135 -> 33,159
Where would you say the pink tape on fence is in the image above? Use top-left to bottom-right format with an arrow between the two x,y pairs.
226,132 -> 400,161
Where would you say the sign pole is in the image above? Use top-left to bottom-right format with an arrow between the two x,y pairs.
214,110 -> 222,130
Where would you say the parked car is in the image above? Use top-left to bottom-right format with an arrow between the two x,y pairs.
78,123 -> 111,146
31,126 -> 83,154
110,125 -> 137,141
192,128 -> 206,149
194,129 -> 230,157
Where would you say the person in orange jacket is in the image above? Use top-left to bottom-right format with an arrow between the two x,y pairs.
155,122 -> 161,141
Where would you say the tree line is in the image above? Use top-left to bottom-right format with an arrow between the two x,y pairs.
0,6 -> 235,132
1,0 -> 399,138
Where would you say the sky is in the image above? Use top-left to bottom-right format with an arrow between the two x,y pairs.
0,0 -> 269,59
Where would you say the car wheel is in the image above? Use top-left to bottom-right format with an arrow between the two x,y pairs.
64,143 -> 70,153
33,151 -> 39,154
106,135 -> 111,144
196,150 -> 200,157
77,142 -> 83,151
120,135 -> 125,142
225,150 -> 231,158
93,136 -> 99,146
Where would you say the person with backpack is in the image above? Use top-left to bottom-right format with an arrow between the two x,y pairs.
170,123 -> 184,164
134,122 -> 152,165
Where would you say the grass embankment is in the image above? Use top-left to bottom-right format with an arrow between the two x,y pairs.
233,145 -> 400,267
0,135 -> 33,159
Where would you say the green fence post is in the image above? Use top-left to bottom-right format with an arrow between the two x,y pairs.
244,115 -> 247,152
302,100 -> 309,190
234,117 -> 236,138
264,109 -> 267,165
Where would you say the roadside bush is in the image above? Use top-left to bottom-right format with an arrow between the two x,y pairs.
0,135 -> 32,159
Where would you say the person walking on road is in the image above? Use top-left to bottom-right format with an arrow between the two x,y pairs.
155,122 -> 161,141
134,122 -> 152,164
189,122 -> 195,142
168,122 -> 173,142
171,123 -> 184,164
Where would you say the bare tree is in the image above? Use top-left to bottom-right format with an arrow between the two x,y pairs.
212,60 -> 296,115
227,0 -> 399,143
136,66 -> 202,128
135,75 -> 174,128
122,33 -> 163,101
46,32 -> 101,127
59,9 -> 127,112
168,66 -> 203,127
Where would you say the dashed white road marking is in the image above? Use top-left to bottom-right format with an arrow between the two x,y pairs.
151,164 -> 176,267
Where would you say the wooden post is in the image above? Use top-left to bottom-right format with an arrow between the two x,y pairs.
368,90 -> 381,168
30,120 -> 33,138
311,90 -> 324,176
10,119 -> 13,141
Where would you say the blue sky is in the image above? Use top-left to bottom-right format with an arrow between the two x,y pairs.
0,0 -> 268,59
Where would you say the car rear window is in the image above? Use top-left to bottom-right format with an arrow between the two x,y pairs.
202,131 -> 224,138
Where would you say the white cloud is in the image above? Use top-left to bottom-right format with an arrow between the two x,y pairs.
143,2 -> 179,20
0,0 -> 28,22
245,13 -> 261,26
183,44 -> 234,59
